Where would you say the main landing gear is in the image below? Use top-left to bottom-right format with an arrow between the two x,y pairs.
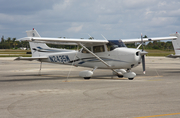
79,67 -> 97,80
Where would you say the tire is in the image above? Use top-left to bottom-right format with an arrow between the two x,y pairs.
84,77 -> 91,80
128,78 -> 134,80
117,75 -> 123,78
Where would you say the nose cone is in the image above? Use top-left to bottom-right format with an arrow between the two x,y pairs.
134,50 -> 148,67
140,51 -> 148,56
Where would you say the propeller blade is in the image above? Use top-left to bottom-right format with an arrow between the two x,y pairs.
141,33 -> 144,51
141,33 -> 146,74
142,55 -> 145,74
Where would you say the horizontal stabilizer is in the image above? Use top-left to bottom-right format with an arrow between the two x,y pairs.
166,54 -> 180,58
14,56 -> 48,61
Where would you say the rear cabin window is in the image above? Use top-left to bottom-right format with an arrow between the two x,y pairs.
93,45 -> 105,53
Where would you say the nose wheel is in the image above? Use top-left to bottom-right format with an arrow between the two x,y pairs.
84,77 -> 91,80
128,78 -> 134,80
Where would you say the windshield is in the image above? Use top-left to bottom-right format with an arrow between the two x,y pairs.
107,39 -> 126,51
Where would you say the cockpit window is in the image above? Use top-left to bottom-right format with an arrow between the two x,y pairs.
82,47 -> 91,53
107,39 -> 126,51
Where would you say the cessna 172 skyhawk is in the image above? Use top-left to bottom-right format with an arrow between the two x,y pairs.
15,29 -> 177,80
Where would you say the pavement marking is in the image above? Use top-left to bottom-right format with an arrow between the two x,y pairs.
155,69 -> 160,76
135,112 -> 180,118
147,78 -> 163,81
136,76 -> 163,78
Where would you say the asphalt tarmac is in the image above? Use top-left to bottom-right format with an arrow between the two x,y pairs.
0,57 -> 180,118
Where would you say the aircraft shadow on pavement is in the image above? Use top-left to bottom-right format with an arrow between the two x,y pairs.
160,69 -> 180,74
0,74 -> 80,82
0,74 -> 134,82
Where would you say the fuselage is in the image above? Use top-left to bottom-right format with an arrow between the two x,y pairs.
35,39 -> 143,70
41,47 -> 142,70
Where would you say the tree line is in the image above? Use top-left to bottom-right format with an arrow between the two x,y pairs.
0,36 -> 29,49
126,41 -> 173,50
0,36 -> 174,50
126,35 -> 174,50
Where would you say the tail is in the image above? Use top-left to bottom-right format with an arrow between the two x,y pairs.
167,32 -> 180,58
26,28 -> 41,37
27,29 -> 74,57
170,33 -> 180,55
27,29 -> 51,57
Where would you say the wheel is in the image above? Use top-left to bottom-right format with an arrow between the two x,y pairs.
117,75 -> 123,78
84,77 -> 91,80
128,78 -> 134,80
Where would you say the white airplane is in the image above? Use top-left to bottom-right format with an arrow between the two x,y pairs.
167,32 -> 180,58
15,29 -> 177,80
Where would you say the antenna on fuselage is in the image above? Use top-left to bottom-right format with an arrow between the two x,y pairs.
88,34 -> 94,40
101,34 -> 108,40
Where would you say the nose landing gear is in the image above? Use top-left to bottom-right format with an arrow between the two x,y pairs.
115,69 -> 136,80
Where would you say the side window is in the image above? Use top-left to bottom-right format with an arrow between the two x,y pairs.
106,43 -> 114,51
93,45 -> 105,53
82,47 -> 91,53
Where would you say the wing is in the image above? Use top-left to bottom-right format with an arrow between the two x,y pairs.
166,54 -> 180,58
17,33 -> 177,46
122,36 -> 177,44
17,37 -> 109,46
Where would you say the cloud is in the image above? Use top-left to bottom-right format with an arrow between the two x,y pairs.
66,24 -> 83,33
1,0 -> 180,39
0,0 -> 60,15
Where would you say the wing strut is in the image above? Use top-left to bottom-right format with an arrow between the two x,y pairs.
79,43 -> 119,75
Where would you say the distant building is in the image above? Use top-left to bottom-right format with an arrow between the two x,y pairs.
20,47 -> 27,50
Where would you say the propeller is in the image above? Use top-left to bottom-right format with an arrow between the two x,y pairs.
141,33 -> 146,74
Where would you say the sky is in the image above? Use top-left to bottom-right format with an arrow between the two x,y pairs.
1,0 -> 180,40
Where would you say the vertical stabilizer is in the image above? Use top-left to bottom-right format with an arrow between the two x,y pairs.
29,42 -> 51,57
26,28 -> 41,37
170,32 -> 180,55
27,29 -> 50,57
